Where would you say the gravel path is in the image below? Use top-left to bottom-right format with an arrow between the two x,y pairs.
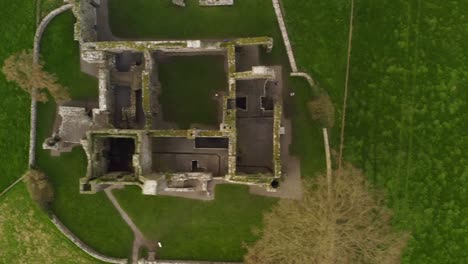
105,187 -> 153,263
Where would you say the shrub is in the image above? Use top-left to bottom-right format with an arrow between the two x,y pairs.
308,93 -> 335,128
2,49 -> 70,103
23,169 -> 54,209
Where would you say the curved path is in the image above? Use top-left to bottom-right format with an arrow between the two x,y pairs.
105,187 -> 153,264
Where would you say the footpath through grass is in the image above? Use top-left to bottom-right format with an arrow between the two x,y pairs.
0,1 -> 35,190
158,55 -> 226,128
36,12 -> 133,258
283,0 -> 468,263
113,185 -> 277,262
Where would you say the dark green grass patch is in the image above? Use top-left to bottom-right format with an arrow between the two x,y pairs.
36,11 -> 133,258
344,1 -> 468,263
110,0 -> 278,40
0,1 -> 35,190
158,55 -> 226,129
41,12 -> 98,100
0,184 -> 103,263
289,77 -> 326,177
284,0 -> 468,262
113,185 -> 277,262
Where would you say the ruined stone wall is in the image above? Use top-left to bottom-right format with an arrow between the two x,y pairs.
140,261 -> 240,264
138,135 -> 152,176
98,65 -> 111,111
225,45 -> 237,179
73,0 -> 98,43
199,0 -> 234,6
273,103 -> 282,178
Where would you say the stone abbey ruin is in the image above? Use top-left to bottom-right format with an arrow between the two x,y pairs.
44,0 -> 288,199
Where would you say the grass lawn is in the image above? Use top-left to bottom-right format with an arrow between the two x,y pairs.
0,184 -> 103,264
158,55 -> 226,128
113,185 -> 277,261
35,11 -> 134,258
40,0 -> 65,20
284,0 -> 468,263
283,0 -> 350,146
0,1 -> 35,190
109,0 -> 278,39
289,77 -> 326,177
108,0 -> 287,65
41,12 -> 98,100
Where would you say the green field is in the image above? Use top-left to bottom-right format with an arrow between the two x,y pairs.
41,12 -> 98,100
7,0 -> 464,263
0,1 -> 34,190
284,0 -> 468,263
0,184 -> 102,264
113,185 -> 277,261
158,55 -> 226,128
36,12 -> 134,258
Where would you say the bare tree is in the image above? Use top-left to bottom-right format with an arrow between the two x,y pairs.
245,164 -> 409,264
2,49 -> 69,103
308,94 -> 335,128
23,169 -> 54,209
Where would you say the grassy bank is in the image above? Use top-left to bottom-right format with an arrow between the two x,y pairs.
108,0 -> 288,65
345,1 -> 468,262
109,0 -> 279,39
0,184 -> 102,263
113,185 -> 277,261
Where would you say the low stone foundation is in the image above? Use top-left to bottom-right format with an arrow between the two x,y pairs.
172,0 -> 186,7
199,0 -> 234,6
